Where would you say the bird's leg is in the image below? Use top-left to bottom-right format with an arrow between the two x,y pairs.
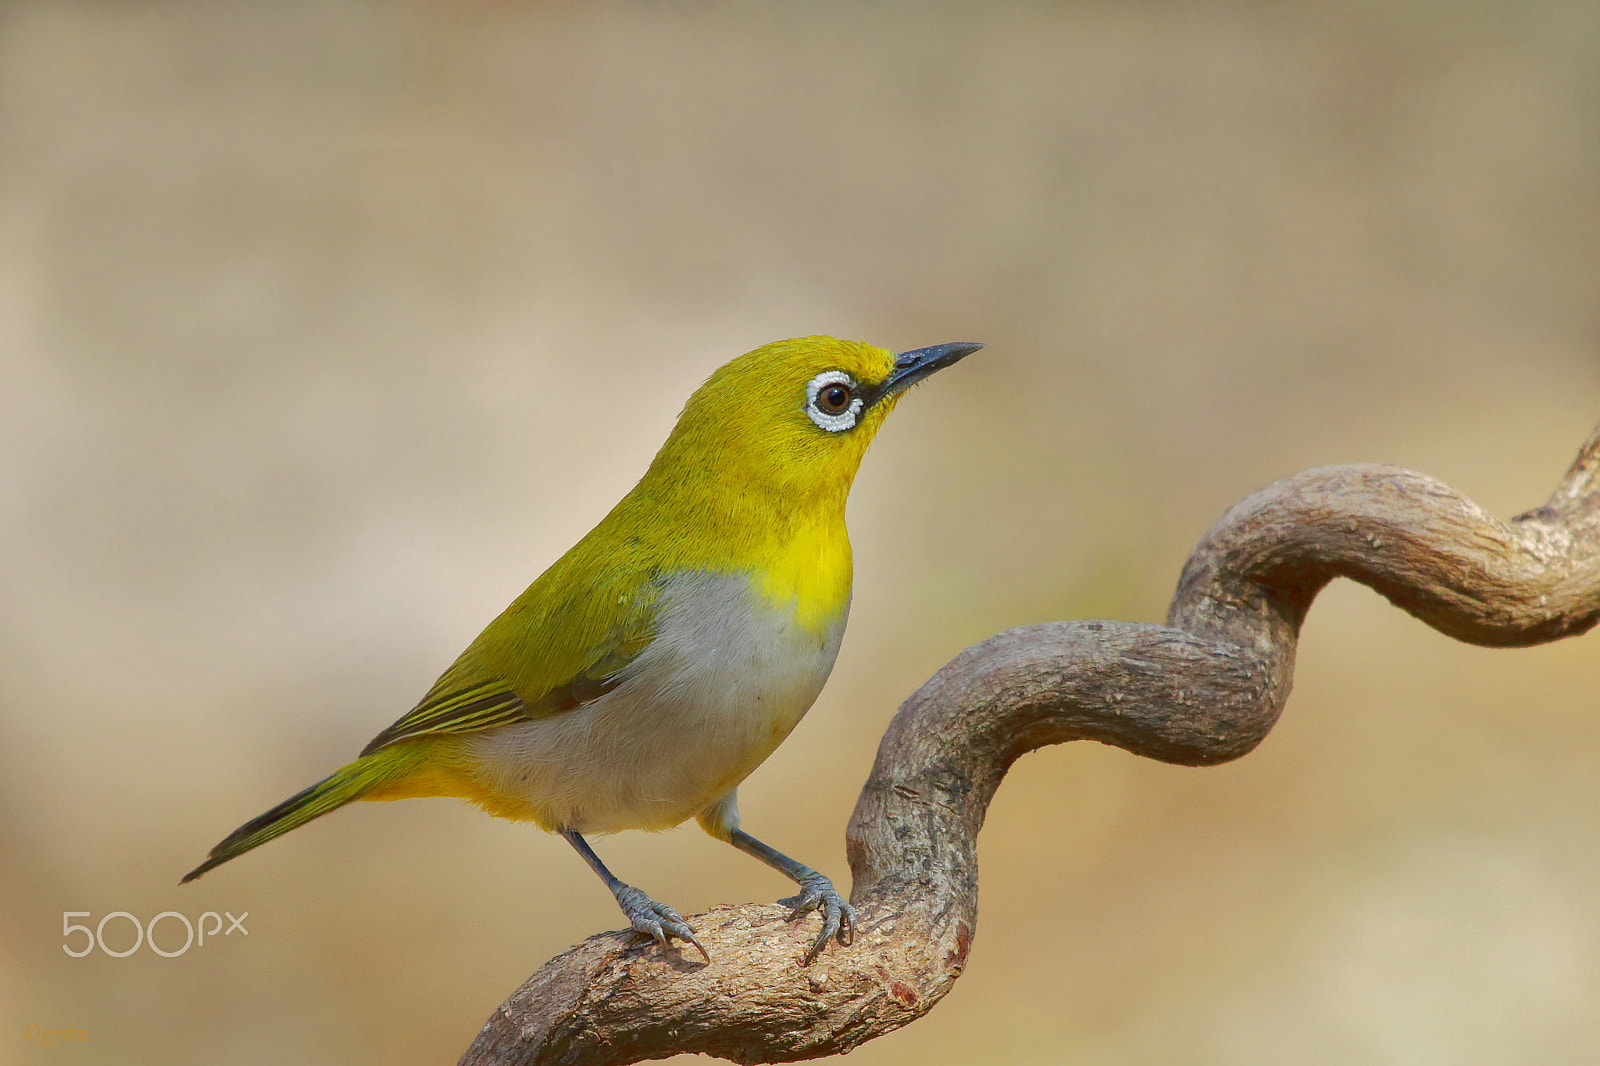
559,828 -> 707,960
726,828 -> 857,963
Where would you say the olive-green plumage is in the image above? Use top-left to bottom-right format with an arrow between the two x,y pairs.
184,335 -> 981,959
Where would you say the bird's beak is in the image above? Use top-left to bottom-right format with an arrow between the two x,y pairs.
881,342 -> 984,398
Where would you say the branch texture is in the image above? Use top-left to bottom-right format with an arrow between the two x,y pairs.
461,424 -> 1600,1066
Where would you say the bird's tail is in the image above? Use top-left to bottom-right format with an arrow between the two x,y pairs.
181,744 -> 424,883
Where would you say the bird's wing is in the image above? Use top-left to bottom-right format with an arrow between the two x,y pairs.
359,564 -> 661,756
359,678 -> 530,754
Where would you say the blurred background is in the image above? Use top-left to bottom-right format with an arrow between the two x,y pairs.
2,1 -> 1598,1064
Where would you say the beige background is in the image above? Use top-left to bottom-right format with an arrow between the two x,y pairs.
3,2 -> 1598,1064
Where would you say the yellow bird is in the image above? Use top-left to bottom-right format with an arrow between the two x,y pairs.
184,336 -> 982,960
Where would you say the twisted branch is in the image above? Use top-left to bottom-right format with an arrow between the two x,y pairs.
461,423 -> 1600,1066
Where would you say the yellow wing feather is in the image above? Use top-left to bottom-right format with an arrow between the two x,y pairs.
360,535 -> 664,753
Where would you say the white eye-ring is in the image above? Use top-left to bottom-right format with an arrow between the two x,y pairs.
805,371 -> 862,433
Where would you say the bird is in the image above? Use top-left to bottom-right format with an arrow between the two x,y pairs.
183,335 -> 982,962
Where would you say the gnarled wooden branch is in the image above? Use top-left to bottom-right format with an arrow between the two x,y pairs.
461,423 -> 1600,1066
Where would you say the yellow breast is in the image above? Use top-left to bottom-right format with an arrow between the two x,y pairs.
753,511 -> 854,637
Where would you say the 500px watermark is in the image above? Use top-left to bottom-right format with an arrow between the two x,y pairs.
62,910 -> 247,958
22,1025 -> 86,1047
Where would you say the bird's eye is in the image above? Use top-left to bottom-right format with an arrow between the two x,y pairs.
817,383 -> 853,414
804,371 -> 862,433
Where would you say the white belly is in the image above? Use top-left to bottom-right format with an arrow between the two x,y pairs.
465,569 -> 847,834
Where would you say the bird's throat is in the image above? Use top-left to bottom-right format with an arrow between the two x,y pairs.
753,512 -> 853,637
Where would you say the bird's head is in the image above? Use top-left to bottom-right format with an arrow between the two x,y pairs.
647,336 -> 983,510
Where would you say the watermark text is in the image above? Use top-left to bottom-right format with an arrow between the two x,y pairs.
62,910 -> 247,958
22,1025 -> 87,1047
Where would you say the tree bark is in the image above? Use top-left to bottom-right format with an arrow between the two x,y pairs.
461,423 -> 1600,1066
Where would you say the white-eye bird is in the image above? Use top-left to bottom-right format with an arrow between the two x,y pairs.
184,336 -> 982,960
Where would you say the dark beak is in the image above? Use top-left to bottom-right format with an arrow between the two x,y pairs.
881,342 -> 984,398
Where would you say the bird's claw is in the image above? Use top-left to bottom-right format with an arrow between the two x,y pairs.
779,874 -> 857,964
613,885 -> 709,961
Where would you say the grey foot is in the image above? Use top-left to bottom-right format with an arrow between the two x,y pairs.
779,874 -> 858,963
613,884 -> 708,960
